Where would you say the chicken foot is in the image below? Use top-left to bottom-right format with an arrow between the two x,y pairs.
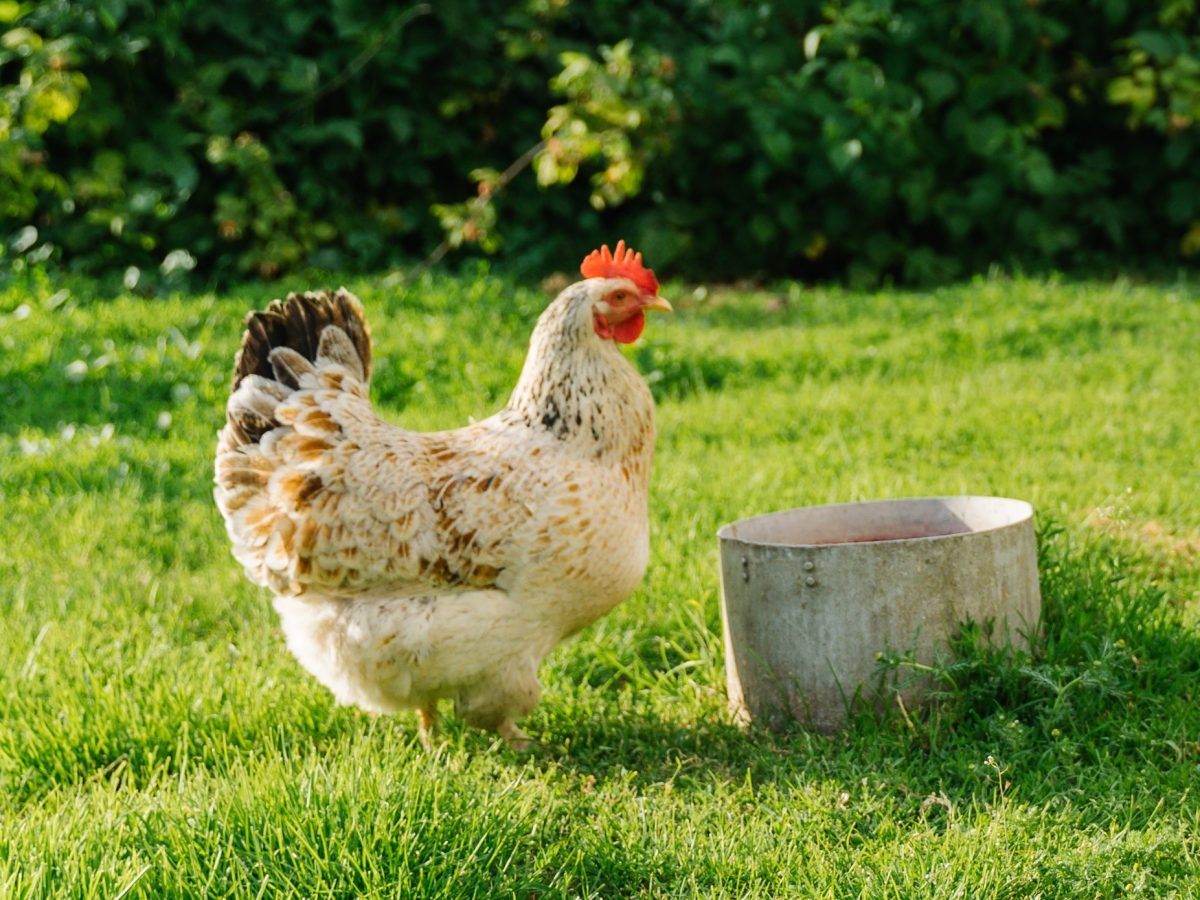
417,706 -> 439,752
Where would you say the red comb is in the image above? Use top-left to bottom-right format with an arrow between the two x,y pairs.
580,240 -> 659,295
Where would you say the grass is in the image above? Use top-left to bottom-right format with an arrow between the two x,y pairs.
1,267 -> 1198,897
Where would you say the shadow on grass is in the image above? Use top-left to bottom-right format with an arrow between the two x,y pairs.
536,524 -> 1200,821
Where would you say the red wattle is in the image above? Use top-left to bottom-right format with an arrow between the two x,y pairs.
612,312 -> 645,344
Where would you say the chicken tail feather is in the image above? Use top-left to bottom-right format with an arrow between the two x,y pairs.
216,288 -> 374,591
233,288 -> 371,391
223,288 -> 371,448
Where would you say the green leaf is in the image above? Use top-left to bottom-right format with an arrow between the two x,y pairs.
710,45 -> 742,67
1107,76 -> 1156,114
1165,137 -> 1192,170
1133,30 -> 1178,61
761,130 -> 793,165
2,26 -> 39,49
917,70 -> 958,107
386,110 -> 413,143
1033,96 -> 1066,130
290,120 -> 363,151
1102,0 -> 1128,24
964,115 -> 1008,157
1024,151 -> 1056,194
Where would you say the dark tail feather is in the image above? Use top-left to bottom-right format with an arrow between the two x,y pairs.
232,288 -> 372,391
224,288 -> 371,448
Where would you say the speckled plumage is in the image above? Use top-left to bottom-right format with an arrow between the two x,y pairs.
214,279 -> 660,745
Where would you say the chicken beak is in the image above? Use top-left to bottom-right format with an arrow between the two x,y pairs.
642,295 -> 673,313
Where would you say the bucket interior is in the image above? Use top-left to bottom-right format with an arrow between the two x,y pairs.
719,496 -> 1033,547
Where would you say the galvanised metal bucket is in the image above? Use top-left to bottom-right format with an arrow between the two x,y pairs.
718,496 -> 1041,732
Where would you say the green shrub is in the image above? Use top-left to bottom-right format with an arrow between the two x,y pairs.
1,0 -> 1197,284
584,0 -> 1200,283
0,6 -> 85,235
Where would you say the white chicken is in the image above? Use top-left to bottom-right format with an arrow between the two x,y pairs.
214,242 -> 671,747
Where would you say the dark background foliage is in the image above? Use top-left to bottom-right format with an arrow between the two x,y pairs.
2,0 -> 1198,285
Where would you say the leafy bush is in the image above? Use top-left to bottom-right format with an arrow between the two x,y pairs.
0,8 -> 85,238
1,0 -> 1197,284
588,0 -> 1200,283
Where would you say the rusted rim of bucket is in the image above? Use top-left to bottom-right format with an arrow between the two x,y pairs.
717,496 -> 1035,549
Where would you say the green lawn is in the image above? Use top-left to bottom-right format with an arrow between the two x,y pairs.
1,270 -> 1197,897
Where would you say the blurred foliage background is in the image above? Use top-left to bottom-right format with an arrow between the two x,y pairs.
1,0 -> 1198,287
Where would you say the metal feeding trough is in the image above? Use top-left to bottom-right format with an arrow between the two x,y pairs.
718,496 -> 1041,732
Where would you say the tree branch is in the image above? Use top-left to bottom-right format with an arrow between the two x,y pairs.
401,140 -> 547,282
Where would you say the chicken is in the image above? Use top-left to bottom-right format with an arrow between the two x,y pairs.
214,242 -> 672,748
